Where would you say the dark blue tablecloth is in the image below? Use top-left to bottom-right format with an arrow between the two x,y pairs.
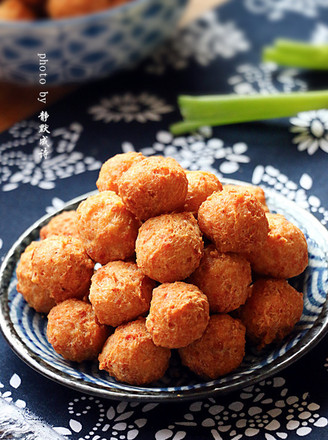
1,0 -> 328,438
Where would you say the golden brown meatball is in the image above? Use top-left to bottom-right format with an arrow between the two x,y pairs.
47,299 -> 109,362
224,184 -> 269,212
184,171 -> 223,215
179,314 -> 246,379
16,242 -> 56,314
246,213 -> 308,279
89,261 -> 155,327
40,210 -> 79,240
240,278 -> 304,350
0,0 -> 36,20
76,191 -> 139,265
31,236 -> 94,303
99,318 -> 171,385
96,152 -> 145,194
198,187 -> 269,253
118,156 -> 188,221
189,245 -> 252,313
136,212 -> 204,283
47,0 -> 130,19
145,282 -> 209,349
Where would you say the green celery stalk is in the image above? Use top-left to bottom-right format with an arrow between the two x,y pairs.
170,90 -> 328,135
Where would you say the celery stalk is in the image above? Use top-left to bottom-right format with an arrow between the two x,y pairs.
170,90 -> 328,135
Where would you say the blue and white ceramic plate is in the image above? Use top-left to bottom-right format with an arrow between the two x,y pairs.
1,182 -> 328,402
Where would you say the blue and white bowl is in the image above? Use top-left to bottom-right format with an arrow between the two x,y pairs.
0,0 -> 187,85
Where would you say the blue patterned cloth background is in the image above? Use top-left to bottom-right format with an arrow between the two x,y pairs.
1,0 -> 328,439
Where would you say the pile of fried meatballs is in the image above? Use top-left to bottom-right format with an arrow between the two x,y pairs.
0,0 -> 131,21
16,153 -> 308,386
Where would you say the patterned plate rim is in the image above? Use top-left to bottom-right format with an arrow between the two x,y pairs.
1,180 -> 328,402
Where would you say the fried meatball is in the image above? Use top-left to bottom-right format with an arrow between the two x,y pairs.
0,0 -> 36,20
40,210 -> 79,240
99,318 -> 171,385
96,152 -> 145,193
118,156 -> 188,221
16,242 -> 56,314
240,278 -> 304,350
47,0 -> 130,19
89,261 -> 155,327
145,282 -> 209,349
184,171 -> 223,215
136,212 -> 204,283
47,299 -> 109,362
31,236 -> 94,303
189,245 -> 252,313
246,213 -> 308,279
179,314 -> 246,379
224,184 -> 269,212
76,191 -> 139,264
198,187 -> 269,253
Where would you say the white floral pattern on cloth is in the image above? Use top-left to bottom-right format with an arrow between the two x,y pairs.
311,22 -> 328,43
289,110 -> 328,155
88,93 -> 174,124
252,165 -> 328,225
54,399 -> 158,439
155,377 -> 328,440
145,11 -> 250,75
243,0 -> 328,21
0,121 -> 101,192
0,373 -> 26,409
123,129 -> 250,177
228,63 -> 307,95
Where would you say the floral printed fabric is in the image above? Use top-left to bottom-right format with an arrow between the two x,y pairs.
0,0 -> 328,439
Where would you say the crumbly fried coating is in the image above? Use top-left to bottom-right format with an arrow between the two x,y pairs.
31,236 -> 94,303
99,318 -> 171,385
179,314 -> 246,379
189,244 -> 251,313
47,299 -> 109,362
16,242 -> 56,314
47,0 -> 130,19
0,0 -> 36,20
136,212 -> 204,283
246,213 -> 308,279
198,187 -> 269,253
40,210 -> 79,240
118,156 -> 188,221
240,278 -> 304,350
76,191 -> 139,264
184,171 -> 223,215
224,184 -> 269,212
145,282 -> 209,349
89,261 -> 155,327
96,152 -> 145,193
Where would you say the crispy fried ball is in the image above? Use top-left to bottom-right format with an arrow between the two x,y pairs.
189,244 -> 252,313
224,184 -> 269,212
89,261 -> 155,327
136,212 -> 204,283
118,156 -> 188,221
31,236 -> 94,303
0,0 -> 36,20
179,314 -> 246,379
96,152 -> 145,193
47,0 -> 130,19
16,242 -> 56,314
76,191 -> 139,264
47,299 -> 109,362
240,278 -> 304,350
184,171 -> 223,215
40,210 -> 79,240
198,187 -> 269,253
246,213 -> 308,279
99,318 -> 171,385
145,282 -> 209,349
